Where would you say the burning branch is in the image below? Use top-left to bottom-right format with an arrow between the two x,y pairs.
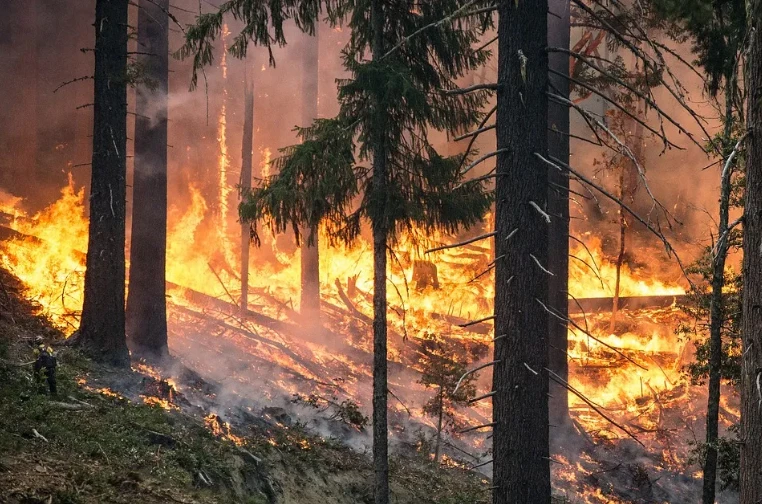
545,367 -> 644,448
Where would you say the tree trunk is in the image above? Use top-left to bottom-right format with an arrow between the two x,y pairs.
240,68 -> 254,315
740,7 -> 762,500
493,2 -> 551,503
703,77 -> 735,504
77,0 -> 130,367
370,2 -> 389,502
125,0 -> 169,357
610,179 -> 626,334
546,0 -> 570,429
434,385 -> 444,464
300,26 -> 320,321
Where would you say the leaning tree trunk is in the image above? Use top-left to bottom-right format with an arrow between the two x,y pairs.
741,5 -> 762,502
125,0 -> 169,357
77,0 -> 130,367
493,2 -> 551,503
546,0 -> 570,430
370,2 -> 389,503
240,68 -> 254,315
300,26 -> 320,321
702,76 -> 735,504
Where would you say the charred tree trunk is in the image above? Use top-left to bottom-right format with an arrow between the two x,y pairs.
300,27 -> 320,321
703,75 -> 735,504
547,0 -> 570,429
240,69 -> 254,315
610,178 -> 627,333
740,8 -> 762,500
77,0 -> 130,366
610,106 -> 643,334
370,2 -> 389,502
493,2 -> 551,503
125,0 -> 169,357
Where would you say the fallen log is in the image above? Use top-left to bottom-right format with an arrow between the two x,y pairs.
568,295 -> 685,314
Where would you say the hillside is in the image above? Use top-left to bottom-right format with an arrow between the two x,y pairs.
0,268 -> 489,504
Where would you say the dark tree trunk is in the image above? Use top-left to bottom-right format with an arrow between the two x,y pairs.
703,77 -> 735,504
610,179 -> 626,334
125,0 -> 169,357
493,2 -> 551,503
370,2 -> 389,503
546,0 -> 570,429
740,8 -> 762,500
77,0 -> 130,367
240,71 -> 254,315
300,27 -> 320,321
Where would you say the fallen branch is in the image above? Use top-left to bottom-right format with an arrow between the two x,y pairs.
546,367 -> 644,448
334,279 -> 373,325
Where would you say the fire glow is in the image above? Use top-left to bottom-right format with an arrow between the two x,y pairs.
0,163 -> 734,500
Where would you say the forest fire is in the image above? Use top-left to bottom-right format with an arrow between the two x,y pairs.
5,0 -> 760,501
0,164 -> 726,501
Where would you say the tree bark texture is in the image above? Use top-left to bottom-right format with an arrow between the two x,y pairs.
78,0 -> 130,367
300,26 -> 321,321
126,0 -> 169,356
741,3 -> 762,501
492,2 -> 551,503
370,2 -> 389,503
240,71 -> 254,315
547,0 -> 570,429
703,80 -> 735,504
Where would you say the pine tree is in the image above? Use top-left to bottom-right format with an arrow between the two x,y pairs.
126,0 -> 170,358
740,0 -> 762,499
76,0 -> 130,367
648,2 -> 746,500
418,333 -> 480,464
233,4 -> 492,502
491,2 -> 551,502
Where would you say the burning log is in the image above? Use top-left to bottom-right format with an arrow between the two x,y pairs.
173,304 -> 326,381
334,278 -> 373,325
568,294 -> 685,314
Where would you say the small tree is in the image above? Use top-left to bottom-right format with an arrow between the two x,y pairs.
418,333 -> 479,464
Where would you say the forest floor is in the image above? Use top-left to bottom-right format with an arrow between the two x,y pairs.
0,267 -> 497,504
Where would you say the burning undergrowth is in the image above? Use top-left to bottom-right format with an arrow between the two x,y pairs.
0,176 -> 741,502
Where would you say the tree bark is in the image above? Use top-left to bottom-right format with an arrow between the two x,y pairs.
370,2 -> 389,503
240,68 -> 254,315
77,0 -> 130,367
740,5 -> 762,501
703,76 -> 735,504
493,2 -> 551,503
546,0 -> 570,429
300,26 -> 320,321
125,0 -> 169,357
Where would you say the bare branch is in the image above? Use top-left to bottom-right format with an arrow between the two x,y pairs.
425,232 -> 495,254
445,82 -> 499,95
453,360 -> 499,395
